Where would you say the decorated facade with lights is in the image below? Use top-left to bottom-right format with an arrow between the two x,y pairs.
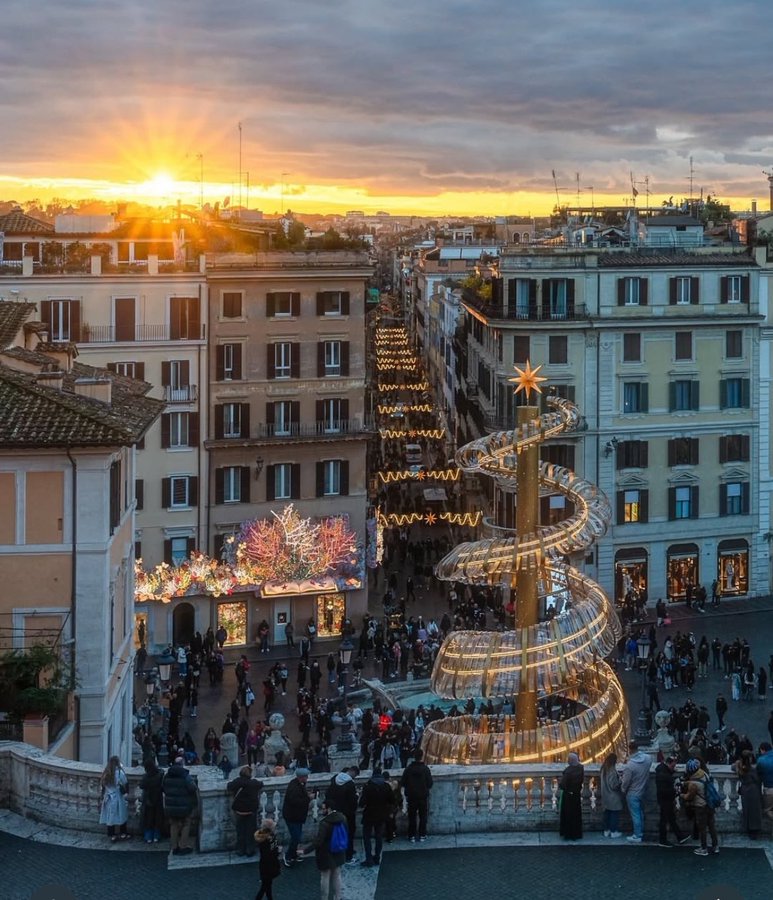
422,364 -> 629,765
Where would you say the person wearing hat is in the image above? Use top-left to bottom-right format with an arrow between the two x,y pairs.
162,756 -> 198,855
681,757 -> 719,856
281,767 -> 311,866
654,756 -> 689,847
228,766 -> 264,857
254,818 -> 282,900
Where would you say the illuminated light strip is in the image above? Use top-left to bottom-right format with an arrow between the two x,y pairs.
377,468 -> 461,483
379,429 -> 446,439
377,511 -> 482,527
376,404 -> 434,414
378,382 -> 429,392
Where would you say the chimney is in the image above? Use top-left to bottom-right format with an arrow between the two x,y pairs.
35,369 -> 65,391
43,344 -> 76,373
74,377 -> 111,405
147,254 -> 159,275
90,255 -> 102,276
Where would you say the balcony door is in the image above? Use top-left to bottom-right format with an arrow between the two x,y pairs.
114,297 -> 136,342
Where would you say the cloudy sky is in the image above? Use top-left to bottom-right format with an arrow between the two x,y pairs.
1,0 -> 771,214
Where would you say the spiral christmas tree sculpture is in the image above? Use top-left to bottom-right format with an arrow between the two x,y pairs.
422,362 -> 629,764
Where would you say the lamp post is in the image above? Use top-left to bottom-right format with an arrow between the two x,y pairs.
337,635 -> 355,751
633,635 -> 652,742
157,651 -> 176,687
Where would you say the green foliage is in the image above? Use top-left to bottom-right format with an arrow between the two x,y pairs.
0,643 -> 73,721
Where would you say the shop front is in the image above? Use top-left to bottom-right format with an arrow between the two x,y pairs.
666,543 -> 699,602
717,539 -> 749,596
614,547 -> 648,606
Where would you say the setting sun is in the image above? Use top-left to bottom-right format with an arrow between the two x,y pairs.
139,173 -> 179,199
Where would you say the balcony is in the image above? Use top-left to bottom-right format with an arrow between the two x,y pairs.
163,385 -> 198,403
81,323 -> 206,343
255,419 -> 371,440
464,298 -> 590,322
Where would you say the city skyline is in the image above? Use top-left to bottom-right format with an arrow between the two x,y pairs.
3,1 -> 772,216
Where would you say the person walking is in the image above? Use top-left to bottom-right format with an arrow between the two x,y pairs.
228,766 -> 264,857
401,749 -> 433,843
621,741 -> 651,843
715,693 -> 728,731
254,819 -> 282,900
162,755 -> 198,855
98,755 -> 129,843
682,758 -> 719,856
359,767 -> 393,867
655,755 -> 688,847
311,799 -> 348,900
599,752 -> 623,838
281,767 -> 311,867
558,752 -> 584,840
139,759 -> 164,844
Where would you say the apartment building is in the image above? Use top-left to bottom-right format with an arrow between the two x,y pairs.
452,237 -> 769,606
0,301 -> 162,763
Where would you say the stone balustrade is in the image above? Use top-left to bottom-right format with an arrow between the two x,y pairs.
0,742 -> 751,851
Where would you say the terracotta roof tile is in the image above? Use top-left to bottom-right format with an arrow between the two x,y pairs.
0,301 -> 36,350
0,211 -> 54,234
598,251 -> 756,268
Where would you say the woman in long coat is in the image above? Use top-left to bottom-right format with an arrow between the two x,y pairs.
599,752 -> 624,837
735,750 -> 763,837
99,755 -> 129,842
559,752 -> 584,840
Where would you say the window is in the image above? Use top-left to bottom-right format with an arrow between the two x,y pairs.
616,489 -> 648,524
719,434 -> 750,463
616,441 -> 648,469
670,485 -> 697,520
317,291 -> 350,316
214,403 -> 249,439
543,279 -> 573,319
162,412 -> 197,449
316,460 -> 349,497
40,299 -> 81,342
675,331 -> 692,361
319,398 -> 347,433
167,536 -> 194,566
548,335 -> 568,365
274,400 -> 294,436
669,379 -> 699,412
541,443 -> 576,469
275,342 -> 292,378
267,291 -> 300,317
169,297 -> 200,340
623,382 -> 648,414
668,437 -> 699,466
274,463 -> 293,500
670,276 -> 698,306
720,377 -> 750,410
162,360 -> 191,401
217,466 -> 249,504
721,274 -> 748,304
135,479 -> 144,511
617,277 -> 648,306
162,475 -> 197,509
324,341 -> 341,376
109,460 -> 121,534
720,482 -> 749,517
111,361 -> 145,380
222,291 -> 242,319
725,330 -> 742,359
623,333 -> 640,362
114,297 -> 136,341
508,279 -> 533,319
217,343 -> 242,381
513,335 -> 530,364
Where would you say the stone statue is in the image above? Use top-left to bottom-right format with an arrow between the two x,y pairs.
653,710 -> 675,758
262,712 -> 291,762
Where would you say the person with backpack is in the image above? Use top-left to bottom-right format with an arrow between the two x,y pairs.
401,748 -> 433,842
326,767 -> 359,863
310,799 -> 348,900
681,757 -> 720,855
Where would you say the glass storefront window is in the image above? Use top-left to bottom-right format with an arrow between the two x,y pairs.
316,593 -> 346,637
666,545 -> 699,601
614,552 -> 648,606
217,601 -> 247,645
718,542 -> 748,595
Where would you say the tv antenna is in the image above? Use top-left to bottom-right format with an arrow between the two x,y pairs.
763,168 -> 773,211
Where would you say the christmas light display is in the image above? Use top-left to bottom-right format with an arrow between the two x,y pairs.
378,428 -> 446,440
378,381 -> 429,392
376,404 -> 434,414
377,468 -> 461,483
421,371 -> 629,765
377,511 -> 482,527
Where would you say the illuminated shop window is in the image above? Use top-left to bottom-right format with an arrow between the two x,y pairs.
217,601 -> 247,645
316,593 -> 346,637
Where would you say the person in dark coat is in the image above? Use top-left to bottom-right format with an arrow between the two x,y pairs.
228,766 -> 264,857
359,767 -> 393,866
655,755 -> 687,846
735,750 -> 763,837
281,768 -> 311,865
325,767 -> 358,862
254,818 -> 282,900
400,749 -> 433,842
311,800 -> 348,900
140,759 -> 164,843
558,752 -> 584,840
161,756 -> 198,855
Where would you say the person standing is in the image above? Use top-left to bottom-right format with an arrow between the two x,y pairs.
621,741 -> 651,843
756,741 -> 773,826
228,766 -> 264,857
99,755 -> 129,843
558,752 -> 584,840
359,767 -> 393,866
655,756 -> 688,847
281,767 -> 311,866
401,749 -> 433,843
715,693 -> 728,731
599,752 -> 623,838
162,755 -> 198,855
326,766 -> 359,863
734,750 -> 762,838
253,818 -> 282,900
682,757 -> 719,855
311,799 -> 347,900
285,620 -> 295,648
139,759 -> 164,844
216,625 -> 228,649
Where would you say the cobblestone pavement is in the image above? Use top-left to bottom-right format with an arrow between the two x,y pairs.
3,830 -> 772,900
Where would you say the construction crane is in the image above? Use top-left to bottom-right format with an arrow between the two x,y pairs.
551,169 -> 565,207
763,168 -> 773,211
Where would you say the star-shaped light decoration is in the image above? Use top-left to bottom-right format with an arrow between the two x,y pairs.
424,512 -> 438,525
509,360 -> 548,401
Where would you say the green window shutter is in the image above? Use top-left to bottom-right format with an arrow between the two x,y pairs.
640,383 -> 649,412
690,276 -> 700,304
691,486 -> 699,519
639,490 -> 649,523
719,379 -> 727,410
668,487 -> 676,520
691,381 -> 700,411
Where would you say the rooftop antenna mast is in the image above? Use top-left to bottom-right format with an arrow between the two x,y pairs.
689,155 -> 695,201
238,122 -> 243,218
551,169 -> 564,208
575,171 -> 581,208
763,168 -> 773,211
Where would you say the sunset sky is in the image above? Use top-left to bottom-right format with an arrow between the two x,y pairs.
2,1 -> 771,216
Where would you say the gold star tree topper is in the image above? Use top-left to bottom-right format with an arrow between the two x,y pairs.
509,360 -> 548,400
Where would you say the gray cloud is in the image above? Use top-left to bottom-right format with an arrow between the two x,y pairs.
1,0 -> 771,206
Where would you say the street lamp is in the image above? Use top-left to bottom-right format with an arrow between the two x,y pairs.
158,650 -> 176,686
633,636 -> 652,742
337,635 -> 355,751
144,675 -> 156,699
